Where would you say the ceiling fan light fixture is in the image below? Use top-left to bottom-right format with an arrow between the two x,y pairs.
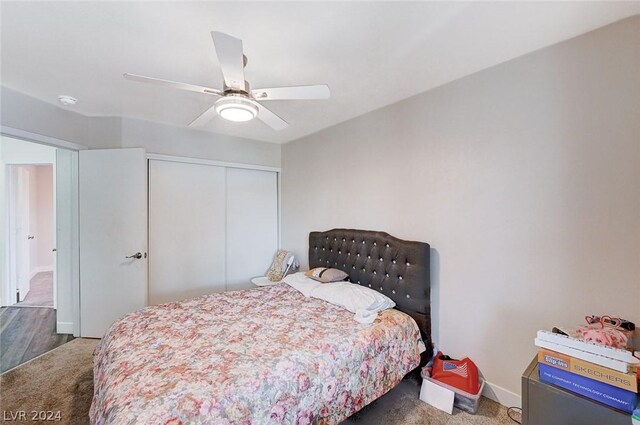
215,97 -> 258,122
124,31 -> 329,130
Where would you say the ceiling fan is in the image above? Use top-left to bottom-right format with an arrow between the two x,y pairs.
124,31 -> 330,131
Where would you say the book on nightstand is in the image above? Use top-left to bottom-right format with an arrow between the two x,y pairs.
538,349 -> 638,392
538,363 -> 638,413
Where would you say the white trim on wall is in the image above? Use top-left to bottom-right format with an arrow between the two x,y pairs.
483,381 -> 522,408
1,126 -> 87,151
147,153 -> 281,173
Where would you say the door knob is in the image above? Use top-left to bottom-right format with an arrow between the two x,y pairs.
126,252 -> 143,259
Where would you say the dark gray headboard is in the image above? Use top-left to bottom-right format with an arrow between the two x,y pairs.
309,229 -> 432,362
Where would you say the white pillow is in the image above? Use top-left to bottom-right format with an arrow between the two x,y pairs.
309,281 -> 395,314
282,272 -> 322,297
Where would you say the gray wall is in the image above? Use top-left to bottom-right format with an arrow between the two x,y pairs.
281,16 -> 640,405
1,87 -> 281,167
1,86 -> 90,146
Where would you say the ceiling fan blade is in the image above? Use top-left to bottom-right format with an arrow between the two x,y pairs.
252,85 -> 330,101
123,73 -> 221,95
188,104 -> 218,127
254,102 -> 288,131
211,31 -> 246,91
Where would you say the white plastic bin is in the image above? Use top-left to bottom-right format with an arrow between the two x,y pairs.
423,376 -> 485,414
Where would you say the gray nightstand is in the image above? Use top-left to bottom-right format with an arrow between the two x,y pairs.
521,357 -> 632,425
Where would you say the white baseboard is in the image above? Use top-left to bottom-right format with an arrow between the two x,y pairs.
482,380 -> 521,408
56,321 -> 74,334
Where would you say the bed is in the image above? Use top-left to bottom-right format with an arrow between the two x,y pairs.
90,229 -> 432,424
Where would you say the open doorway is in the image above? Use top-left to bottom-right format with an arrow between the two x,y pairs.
7,164 -> 55,307
1,136 -> 79,373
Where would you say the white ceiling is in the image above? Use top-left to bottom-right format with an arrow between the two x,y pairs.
2,2 -> 639,144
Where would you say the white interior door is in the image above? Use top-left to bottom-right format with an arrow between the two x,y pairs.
148,160 -> 226,305
15,167 -> 31,302
79,148 -> 147,337
226,168 -> 278,290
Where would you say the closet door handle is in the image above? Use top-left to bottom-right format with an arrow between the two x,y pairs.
126,252 -> 143,259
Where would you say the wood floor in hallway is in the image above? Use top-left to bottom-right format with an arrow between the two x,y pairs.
0,306 -> 74,373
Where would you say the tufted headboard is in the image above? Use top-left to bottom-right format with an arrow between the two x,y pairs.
308,229 -> 432,362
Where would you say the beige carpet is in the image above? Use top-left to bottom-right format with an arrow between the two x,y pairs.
0,338 -> 98,425
343,375 -> 518,425
0,338 -> 518,425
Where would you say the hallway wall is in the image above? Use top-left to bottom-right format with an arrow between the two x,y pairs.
34,165 -> 54,273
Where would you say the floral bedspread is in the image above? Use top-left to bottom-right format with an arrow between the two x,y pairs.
90,283 -> 425,425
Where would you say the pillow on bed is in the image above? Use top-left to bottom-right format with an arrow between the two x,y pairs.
310,281 -> 395,314
304,267 -> 348,283
282,272 -> 322,297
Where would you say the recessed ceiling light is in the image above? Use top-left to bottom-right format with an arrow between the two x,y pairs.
215,96 -> 258,122
58,95 -> 78,106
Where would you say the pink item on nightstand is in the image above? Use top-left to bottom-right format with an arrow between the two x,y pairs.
553,315 -> 635,350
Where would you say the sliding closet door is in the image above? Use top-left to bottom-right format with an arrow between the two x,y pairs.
148,160 -> 226,305
226,168 -> 278,290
